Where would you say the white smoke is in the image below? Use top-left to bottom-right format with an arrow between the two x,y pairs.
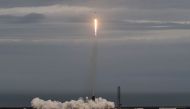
31,97 -> 115,109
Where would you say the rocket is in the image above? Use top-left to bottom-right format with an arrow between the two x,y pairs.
91,12 -> 98,101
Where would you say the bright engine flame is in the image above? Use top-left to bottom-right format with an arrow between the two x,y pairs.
94,18 -> 98,37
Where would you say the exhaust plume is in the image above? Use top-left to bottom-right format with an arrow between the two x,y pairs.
89,17 -> 99,97
31,97 -> 115,109
89,38 -> 98,97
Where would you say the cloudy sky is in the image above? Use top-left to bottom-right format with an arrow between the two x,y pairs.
0,0 -> 190,96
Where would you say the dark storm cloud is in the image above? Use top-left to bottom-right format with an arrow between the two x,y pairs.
0,13 -> 45,24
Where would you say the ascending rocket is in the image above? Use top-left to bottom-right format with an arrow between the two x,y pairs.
91,12 -> 98,101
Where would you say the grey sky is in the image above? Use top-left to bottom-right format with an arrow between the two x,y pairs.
0,0 -> 190,96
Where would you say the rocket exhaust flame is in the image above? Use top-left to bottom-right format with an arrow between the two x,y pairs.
94,18 -> 98,37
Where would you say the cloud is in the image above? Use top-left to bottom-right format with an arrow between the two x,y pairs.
1,0 -> 190,10
31,97 -> 115,109
1,2 -> 190,22
0,0 -> 63,8
103,19 -> 190,31
0,13 -> 45,24
0,1 -> 190,39
0,5 -> 91,16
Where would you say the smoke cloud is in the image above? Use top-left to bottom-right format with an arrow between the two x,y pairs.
31,97 -> 115,109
